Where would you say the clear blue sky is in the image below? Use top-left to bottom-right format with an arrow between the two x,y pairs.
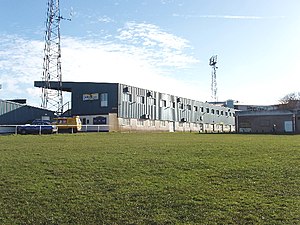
1,0 -> 300,106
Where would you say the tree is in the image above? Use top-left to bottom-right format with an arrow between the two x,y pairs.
279,92 -> 300,110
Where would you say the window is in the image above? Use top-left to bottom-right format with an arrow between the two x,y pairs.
149,120 -> 156,127
137,119 -> 144,126
216,110 -> 220,115
211,109 -> 215,114
206,108 -> 210,113
180,103 -> 184,109
100,93 -> 108,107
123,93 -> 132,102
149,98 -> 156,105
172,102 -> 176,108
147,91 -> 153,97
123,87 -> 130,93
160,121 -> 166,127
161,100 -> 167,107
187,104 -> 192,110
57,119 -> 67,124
122,118 -> 131,126
137,96 -> 145,104
194,106 -> 198,112
93,116 -> 107,125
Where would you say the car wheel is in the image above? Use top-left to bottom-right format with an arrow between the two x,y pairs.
20,129 -> 26,135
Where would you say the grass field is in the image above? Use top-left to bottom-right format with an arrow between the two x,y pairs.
0,133 -> 300,224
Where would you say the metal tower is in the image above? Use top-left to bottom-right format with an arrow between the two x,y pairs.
209,55 -> 218,102
41,0 -> 63,115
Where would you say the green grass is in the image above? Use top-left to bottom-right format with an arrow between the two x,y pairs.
0,133 -> 300,224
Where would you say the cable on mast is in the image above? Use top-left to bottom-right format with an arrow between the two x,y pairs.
209,55 -> 218,102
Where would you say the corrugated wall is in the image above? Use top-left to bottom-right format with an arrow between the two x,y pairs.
117,84 -> 235,126
0,100 -> 24,116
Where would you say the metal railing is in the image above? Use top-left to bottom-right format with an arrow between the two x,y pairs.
0,124 -> 110,135
80,124 -> 109,132
0,125 -> 56,135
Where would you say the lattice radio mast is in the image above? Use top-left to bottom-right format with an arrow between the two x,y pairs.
209,55 -> 218,102
41,0 -> 64,115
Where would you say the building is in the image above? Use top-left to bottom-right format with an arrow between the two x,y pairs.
0,99 -> 55,125
236,110 -> 300,134
34,81 -> 236,132
0,99 -> 55,134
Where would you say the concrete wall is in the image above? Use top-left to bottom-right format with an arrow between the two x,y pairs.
116,118 -> 234,133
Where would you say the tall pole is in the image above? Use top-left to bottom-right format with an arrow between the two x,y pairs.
209,55 -> 218,102
41,0 -> 63,115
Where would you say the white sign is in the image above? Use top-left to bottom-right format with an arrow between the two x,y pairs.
83,93 -> 99,101
284,121 -> 293,132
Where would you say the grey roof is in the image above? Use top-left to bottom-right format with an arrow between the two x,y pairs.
236,110 -> 295,116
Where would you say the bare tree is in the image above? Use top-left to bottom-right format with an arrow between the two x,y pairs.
279,92 -> 300,110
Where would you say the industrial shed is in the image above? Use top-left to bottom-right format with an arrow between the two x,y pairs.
35,81 -> 236,132
236,110 -> 300,134
0,99 -> 55,125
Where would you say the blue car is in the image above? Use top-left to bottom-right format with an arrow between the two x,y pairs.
17,120 -> 58,135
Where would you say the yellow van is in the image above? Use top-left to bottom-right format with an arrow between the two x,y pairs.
53,116 -> 82,133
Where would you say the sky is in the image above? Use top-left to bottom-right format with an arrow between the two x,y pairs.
0,0 -> 300,108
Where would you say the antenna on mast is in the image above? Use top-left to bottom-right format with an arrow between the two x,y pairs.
209,55 -> 218,102
41,0 -> 66,115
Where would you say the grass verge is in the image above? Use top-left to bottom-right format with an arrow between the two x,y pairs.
0,133 -> 300,224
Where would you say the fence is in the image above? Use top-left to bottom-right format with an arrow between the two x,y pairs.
0,124 -> 109,135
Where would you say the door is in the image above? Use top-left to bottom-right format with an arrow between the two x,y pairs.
284,121 -> 293,132
169,121 -> 175,132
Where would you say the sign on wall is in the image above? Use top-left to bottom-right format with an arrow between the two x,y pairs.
284,121 -> 293,132
83,93 -> 99,101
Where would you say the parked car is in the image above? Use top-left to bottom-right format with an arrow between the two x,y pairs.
17,120 -> 58,135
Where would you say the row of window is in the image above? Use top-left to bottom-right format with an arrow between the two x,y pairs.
123,93 -> 156,105
122,93 -> 234,117
122,119 -> 232,128
163,101 -> 234,116
123,119 -> 200,127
